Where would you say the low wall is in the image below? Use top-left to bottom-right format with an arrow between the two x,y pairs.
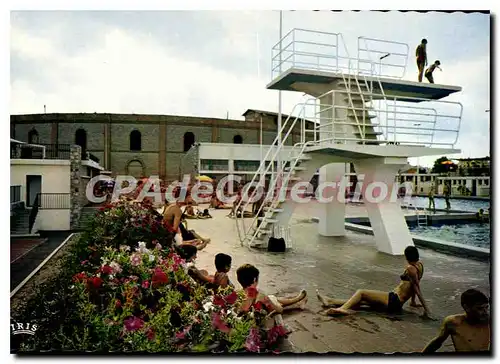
34,209 -> 71,231
310,218 -> 490,261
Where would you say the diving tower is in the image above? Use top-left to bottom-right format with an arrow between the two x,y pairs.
235,29 -> 463,256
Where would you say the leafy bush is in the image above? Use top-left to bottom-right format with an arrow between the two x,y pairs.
12,199 -> 286,353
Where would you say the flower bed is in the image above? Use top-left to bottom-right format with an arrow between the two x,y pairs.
12,199 -> 286,353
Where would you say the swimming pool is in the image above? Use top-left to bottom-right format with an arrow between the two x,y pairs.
407,196 -> 490,212
410,223 -> 491,249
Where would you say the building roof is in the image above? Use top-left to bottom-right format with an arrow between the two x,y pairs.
456,157 -> 490,161
242,109 -> 317,125
10,138 -> 25,144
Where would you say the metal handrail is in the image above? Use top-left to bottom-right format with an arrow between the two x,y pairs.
28,194 -> 40,234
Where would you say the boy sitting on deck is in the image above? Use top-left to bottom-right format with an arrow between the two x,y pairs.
236,264 -> 307,333
422,289 -> 490,352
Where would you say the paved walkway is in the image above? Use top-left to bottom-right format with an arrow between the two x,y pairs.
174,205 -> 490,353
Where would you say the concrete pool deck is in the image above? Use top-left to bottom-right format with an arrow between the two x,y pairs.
177,205 -> 490,353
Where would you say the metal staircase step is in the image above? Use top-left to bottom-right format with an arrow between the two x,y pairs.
257,217 -> 278,223
297,154 -> 312,161
353,131 -> 383,136
347,112 -> 377,119
285,166 -> 306,172
263,207 -> 284,213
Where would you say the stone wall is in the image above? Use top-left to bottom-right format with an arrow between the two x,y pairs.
69,145 -> 83,230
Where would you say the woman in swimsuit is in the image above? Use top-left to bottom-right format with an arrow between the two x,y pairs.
316,246 -> 433,317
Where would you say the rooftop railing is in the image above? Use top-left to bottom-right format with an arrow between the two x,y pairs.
271,28 -> 409,80
10,143 -> 100,163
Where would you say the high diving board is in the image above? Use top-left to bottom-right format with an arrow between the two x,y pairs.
267,68 -> 462,102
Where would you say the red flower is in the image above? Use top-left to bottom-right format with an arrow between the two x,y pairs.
253,301 -> 263,311
123,316 -> 144,332
267,324 -> 288,344
72,272 -> 87,283
87,276 -> 103,289
152,267 -> 169,287
115,300 -> 122,308
146,327 -> 155,341
100,265 -> 113,274
213,295 -> 225,307
225,291 -> 238,305
142,280 -> 150,289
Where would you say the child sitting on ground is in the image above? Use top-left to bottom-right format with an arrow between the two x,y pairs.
236,264 -> 307,333
213,253 -> 234,289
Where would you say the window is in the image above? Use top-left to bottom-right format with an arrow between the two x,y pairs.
28,129 -> 39,144
485,179 -> 489,186
233,135 -> 243,144
130,130 -> 142,151
234,160 -> 260,172
183,132 -> 195,152
478,180 -> 483,186
200,159 -> 228,171
75,128 -> 87,152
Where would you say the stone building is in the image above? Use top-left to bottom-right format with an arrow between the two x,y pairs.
10,109 -> 314,181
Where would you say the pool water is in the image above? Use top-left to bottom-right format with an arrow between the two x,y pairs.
410,223 -> 491,249
407,196 -> 490,213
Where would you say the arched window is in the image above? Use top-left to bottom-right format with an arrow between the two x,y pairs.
28,128 -> 39,144
75,128 -> 87,153
233,135 -> 243,144
130,130 -> 142,151
183,132 -> 195,152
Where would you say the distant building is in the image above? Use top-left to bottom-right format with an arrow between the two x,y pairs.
10,109 -> 311,181
456,157 -> 490,176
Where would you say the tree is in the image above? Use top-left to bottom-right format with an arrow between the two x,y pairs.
431,156 -> 457,174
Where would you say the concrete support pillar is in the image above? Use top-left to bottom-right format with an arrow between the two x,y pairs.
353,157 -> 412,255
318,87 -> 348,146
317,162 -> 346,237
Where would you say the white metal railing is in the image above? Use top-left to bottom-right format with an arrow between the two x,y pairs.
357,36 -> 409,79
300,89 -> 462,148
271,29 -> 409,80
234,91 -> 462,246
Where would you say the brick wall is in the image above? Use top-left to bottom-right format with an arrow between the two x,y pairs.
11,112 -> 305,181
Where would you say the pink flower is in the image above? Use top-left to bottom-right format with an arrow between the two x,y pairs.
109,261 -> 122,274
142,280 -> 150,289
130,253 -> 142,266
155,243 -> 162,250
123,316 -> 144,332
175,325 -> 192,340
80,260 -> 89,266
211,312 -> 231,334
244,328 -> 261,352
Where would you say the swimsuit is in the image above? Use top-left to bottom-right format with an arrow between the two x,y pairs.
387,262 -> 424,313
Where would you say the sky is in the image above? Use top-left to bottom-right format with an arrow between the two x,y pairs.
10,10 -> 490,167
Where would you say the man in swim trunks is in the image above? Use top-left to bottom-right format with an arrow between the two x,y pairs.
416,39 -> 428,82
423,289 -> 490,352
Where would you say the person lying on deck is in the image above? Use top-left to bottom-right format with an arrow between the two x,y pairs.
317,246 -> 434,318
210,194 -> 232,209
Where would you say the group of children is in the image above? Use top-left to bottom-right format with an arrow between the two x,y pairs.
174,244 -> 308,335
416,38 -> 442,84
